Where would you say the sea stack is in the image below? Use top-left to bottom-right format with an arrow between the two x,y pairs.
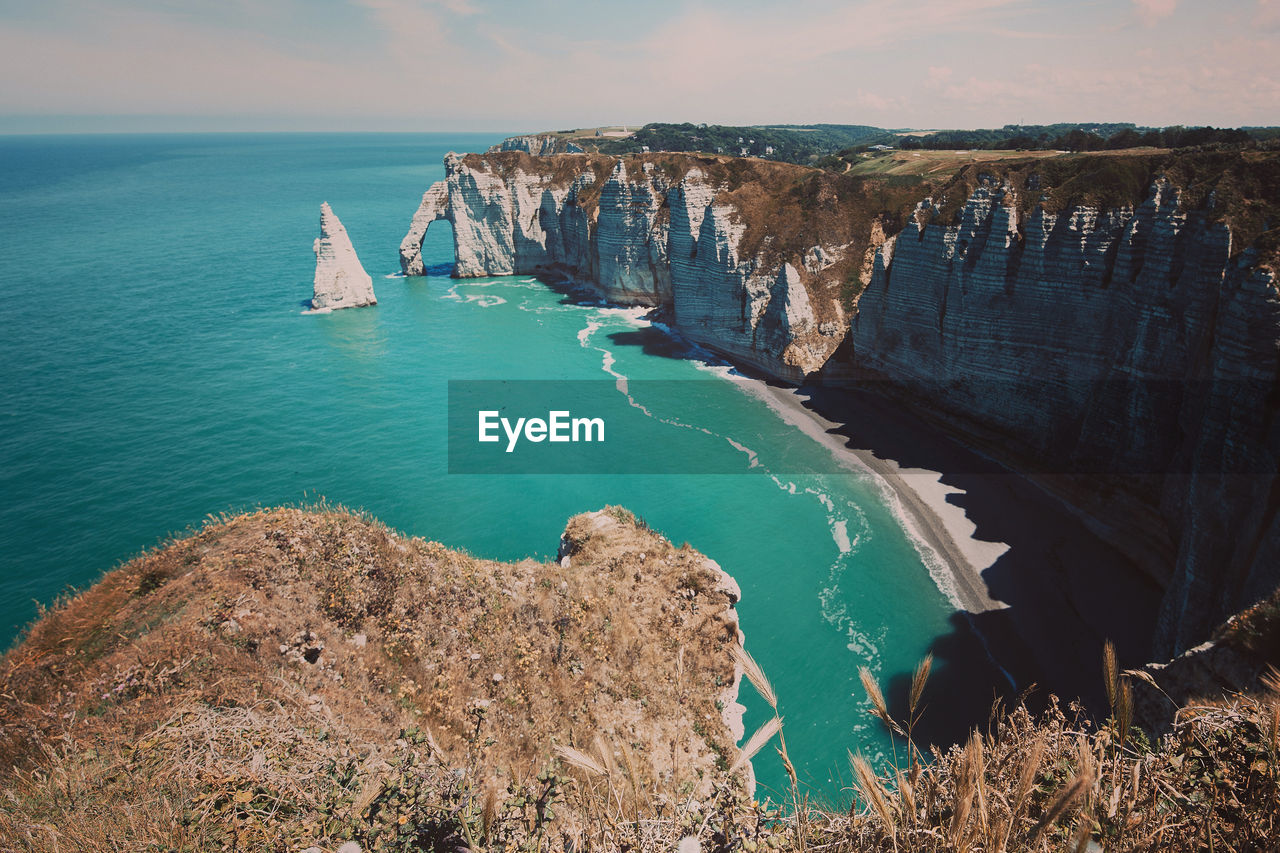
310,202 -> 375,312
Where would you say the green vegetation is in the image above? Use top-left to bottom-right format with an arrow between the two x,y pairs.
512,123 -> 1280,172
895,123 -> 1271,152
545,123 -> 898,165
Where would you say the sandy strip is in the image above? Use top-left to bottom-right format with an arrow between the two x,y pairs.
729,376 -> 1009,615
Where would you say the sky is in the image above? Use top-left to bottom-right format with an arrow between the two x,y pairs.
0,0 -> 1277,132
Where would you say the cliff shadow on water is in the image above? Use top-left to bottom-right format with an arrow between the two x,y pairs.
581,302 -> 1162,748
794,382 -> 1164,747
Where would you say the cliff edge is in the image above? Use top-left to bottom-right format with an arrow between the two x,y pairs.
2,506 -> 1277,851
850,152 -> 1280,657
0,506 -> 746,850
399,151 -> 923,380
399,148 -> 1280,660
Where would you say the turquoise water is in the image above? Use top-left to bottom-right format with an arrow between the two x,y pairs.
0,133 -> 959,801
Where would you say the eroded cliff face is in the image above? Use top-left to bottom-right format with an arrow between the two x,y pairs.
400,148 -> 1280,658
311,202 -> 376,312
400,152 -> 869,379
852,174 -> 1280,656
488,134 -> 585,156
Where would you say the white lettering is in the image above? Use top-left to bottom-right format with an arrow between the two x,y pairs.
573,416 -> 605,442
480,410 -> 605,452
548,410 -> 570,442
502,417 -> 526,453
478,411 -> 500,443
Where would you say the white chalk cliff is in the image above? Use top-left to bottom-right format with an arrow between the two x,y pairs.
851,175 -> 1280,657
398,149 -> 1280,663
400,153 -> 850,380
311,202 -> 376,312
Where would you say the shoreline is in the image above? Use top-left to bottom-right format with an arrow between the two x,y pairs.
728,375 -> 1009,616
721,370 -> 1162,728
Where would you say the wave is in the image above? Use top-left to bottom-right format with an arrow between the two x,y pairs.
442,283 -> 507,308
570,304 -> 909,685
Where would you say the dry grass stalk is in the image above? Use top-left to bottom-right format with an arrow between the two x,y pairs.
731,644 -> 777,711
593,733 -> 619,779
1009,730 -> 1046,839
1117,677 -> 1134,748
729,716 -> 782,775
555,744 -> 607,778
1103,639 -> 1119,713
1261,664 -> 1280,696
859,666 -> 905,737
1030,770 -> 1092,844
481,778 -> 500,843
851,752 -> 896,832
948,731 -> 979,849
894,767 -> 916,827
971,733 -> 989,846
909,654 -> 933,717
859,666 -> 888,721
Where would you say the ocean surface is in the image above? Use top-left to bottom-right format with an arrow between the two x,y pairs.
0,133 -> 961,802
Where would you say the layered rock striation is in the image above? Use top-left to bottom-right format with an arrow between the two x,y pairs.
489,134 -> 585,156
400,152 -> 878,379
852,171 -> 1280,656
400,149 -> 1280,657
310,202 -> 376,312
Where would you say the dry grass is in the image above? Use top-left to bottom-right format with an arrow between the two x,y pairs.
3,505 -> 1280,851
846,148 -> 1072,178
0,505 -> 747,851
799,654 -> 1280,852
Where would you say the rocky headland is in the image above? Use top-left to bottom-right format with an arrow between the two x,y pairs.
0,506 -> 747,850
311,202 -> 376,312
399,151 -> 904,380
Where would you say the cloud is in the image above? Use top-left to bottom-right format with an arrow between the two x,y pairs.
1133,0 -> 1177,26
351,0 -> 452,59
917,32 -> 1280,127
0,11 -> 365,115
0,0 -> 1274,130
1257,0 -> 1280,29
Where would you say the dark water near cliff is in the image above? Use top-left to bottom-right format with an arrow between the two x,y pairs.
0,133 -> 970,801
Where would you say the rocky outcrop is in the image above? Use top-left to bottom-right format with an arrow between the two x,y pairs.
489,134 -> 585,156
310,202 -> 375,312
400,152 -> 857,379
1133,586 -> 1279,731
0,505 -> 750,846
851,175 -> 1280,656
399,182 -> 449,277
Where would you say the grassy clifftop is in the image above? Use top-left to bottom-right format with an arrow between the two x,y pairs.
2,508 -> 1279,851
0,506 -> 745,851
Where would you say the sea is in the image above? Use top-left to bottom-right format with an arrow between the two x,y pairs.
0,132 -> 965,803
